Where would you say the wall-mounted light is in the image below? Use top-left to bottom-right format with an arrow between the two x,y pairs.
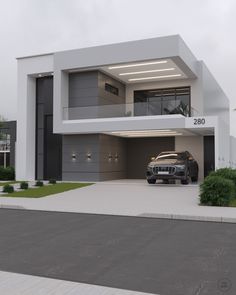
87,153 -> 91,160
108,154 -> 113,161
115,154 -> 119,161
71,153 -> 76,161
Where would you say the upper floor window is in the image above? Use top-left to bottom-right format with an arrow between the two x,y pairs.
105,83 -> 119,96
134,87 -> 191,117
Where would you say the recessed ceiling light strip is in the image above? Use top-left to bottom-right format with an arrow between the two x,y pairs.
108,60 -> 167,70
129,74 -> 181,81
119,68 -> 175,76
111,130 -> 172,134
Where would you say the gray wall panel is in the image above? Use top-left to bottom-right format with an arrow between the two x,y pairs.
68,71 -> 126,121
62,134 -> 127,181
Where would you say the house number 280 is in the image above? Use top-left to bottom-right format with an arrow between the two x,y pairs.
193,118 -> 205,125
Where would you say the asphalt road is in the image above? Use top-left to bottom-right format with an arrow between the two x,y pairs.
0,209 -> 235,295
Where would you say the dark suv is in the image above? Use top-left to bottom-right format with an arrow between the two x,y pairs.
146,151 -> 198,185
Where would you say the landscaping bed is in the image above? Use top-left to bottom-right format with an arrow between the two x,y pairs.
200,168 -> 236,207
1,182 -> 93,198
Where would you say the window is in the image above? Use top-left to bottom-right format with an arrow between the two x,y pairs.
105,83 -> 119,96
134,87 -> 190,117
0,131 -> 10,168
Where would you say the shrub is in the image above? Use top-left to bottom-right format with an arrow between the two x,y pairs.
210,168 -> 236,187
200,175 -> 234,206
20,181 -> 28,190
0,166 -> 15,180
35,180 -> 44,187
2,184 -> 14,193
48,179 -> 56,184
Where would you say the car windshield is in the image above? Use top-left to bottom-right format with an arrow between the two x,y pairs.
156,153 -> 185,160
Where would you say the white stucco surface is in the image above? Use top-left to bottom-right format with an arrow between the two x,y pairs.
1,180 -> 236,222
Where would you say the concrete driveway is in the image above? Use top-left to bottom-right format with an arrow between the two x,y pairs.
1,180 -> 236,222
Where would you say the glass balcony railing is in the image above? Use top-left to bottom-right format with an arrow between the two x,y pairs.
63,101 -> 197,120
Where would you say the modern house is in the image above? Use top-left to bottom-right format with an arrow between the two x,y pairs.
16,35 -> 233,181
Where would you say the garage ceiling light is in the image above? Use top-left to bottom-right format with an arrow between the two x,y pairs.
125,133 -> 183,137
111,130 -> 172,134
128,74 -> 181,82
119,68 -> 175,76
108,60 -> 167,70
109,130 -> 183,137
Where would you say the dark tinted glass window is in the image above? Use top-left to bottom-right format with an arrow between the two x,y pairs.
105,83 -> 119,96
134,87 -> 190,116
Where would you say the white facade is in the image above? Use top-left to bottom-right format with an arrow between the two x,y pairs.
16,35 -> 231,181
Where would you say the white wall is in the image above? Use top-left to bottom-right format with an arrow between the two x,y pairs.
16,54 -> 53,180
175,136 -> 204,181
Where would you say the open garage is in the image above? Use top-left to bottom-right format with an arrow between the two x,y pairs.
62,127 -> 215,182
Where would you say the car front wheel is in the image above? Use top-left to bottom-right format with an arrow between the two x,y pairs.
181,170 -> 190,185
147,179 -> 156,184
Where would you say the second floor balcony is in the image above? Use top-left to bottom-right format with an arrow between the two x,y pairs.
63,99 -> 198,121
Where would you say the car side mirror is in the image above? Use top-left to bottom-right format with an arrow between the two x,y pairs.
151,157 -> 156,161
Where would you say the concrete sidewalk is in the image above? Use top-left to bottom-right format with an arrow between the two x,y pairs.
1,180 -> 236,223
0,271 -> 157,295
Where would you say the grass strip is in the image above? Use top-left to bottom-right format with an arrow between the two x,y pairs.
2,182 -> 93,198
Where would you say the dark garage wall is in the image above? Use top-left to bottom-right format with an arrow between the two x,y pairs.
62,134 -> 175,181
99,134 -> 127,180
127,137 -> 175,179
62,134 -> 126,181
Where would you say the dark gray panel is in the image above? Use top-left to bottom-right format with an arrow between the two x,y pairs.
127,137 -> 175,179
69,71 -> 99,109
62,134 -> 127,181
36,76 -> 62,180
69,87 -> 98,98
204,136 -> 215,177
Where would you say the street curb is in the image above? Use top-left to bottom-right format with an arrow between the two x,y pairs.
138,213 -> 236,223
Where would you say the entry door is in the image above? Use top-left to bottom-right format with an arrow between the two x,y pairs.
204,136 -> 215,177
44,115 -> 62,180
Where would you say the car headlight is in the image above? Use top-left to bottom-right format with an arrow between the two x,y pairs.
147,165 -> 154,171
175,165 -> 186,170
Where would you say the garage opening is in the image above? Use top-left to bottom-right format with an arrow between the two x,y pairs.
102,128 -> 215,182
126,137 -> 175,179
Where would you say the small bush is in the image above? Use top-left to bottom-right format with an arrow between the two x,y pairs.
20,181 -> 28,190
35,180 -> 44,187
200,175 -> 234,206
0,166 -> 15,180
48,179 -> 56,184
210,168 -> 236,187
2,184 -> 14,193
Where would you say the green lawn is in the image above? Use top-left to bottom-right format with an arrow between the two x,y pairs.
229,199 -> 236,207
2,182 -> 93,198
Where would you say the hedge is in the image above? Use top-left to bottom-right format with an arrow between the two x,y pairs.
0,166 -> 15,180
200,175 -> 234,206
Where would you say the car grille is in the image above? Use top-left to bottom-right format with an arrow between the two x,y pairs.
153,166 -> 176,175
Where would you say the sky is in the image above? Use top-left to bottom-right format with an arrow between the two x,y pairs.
0,0 -> 236,134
